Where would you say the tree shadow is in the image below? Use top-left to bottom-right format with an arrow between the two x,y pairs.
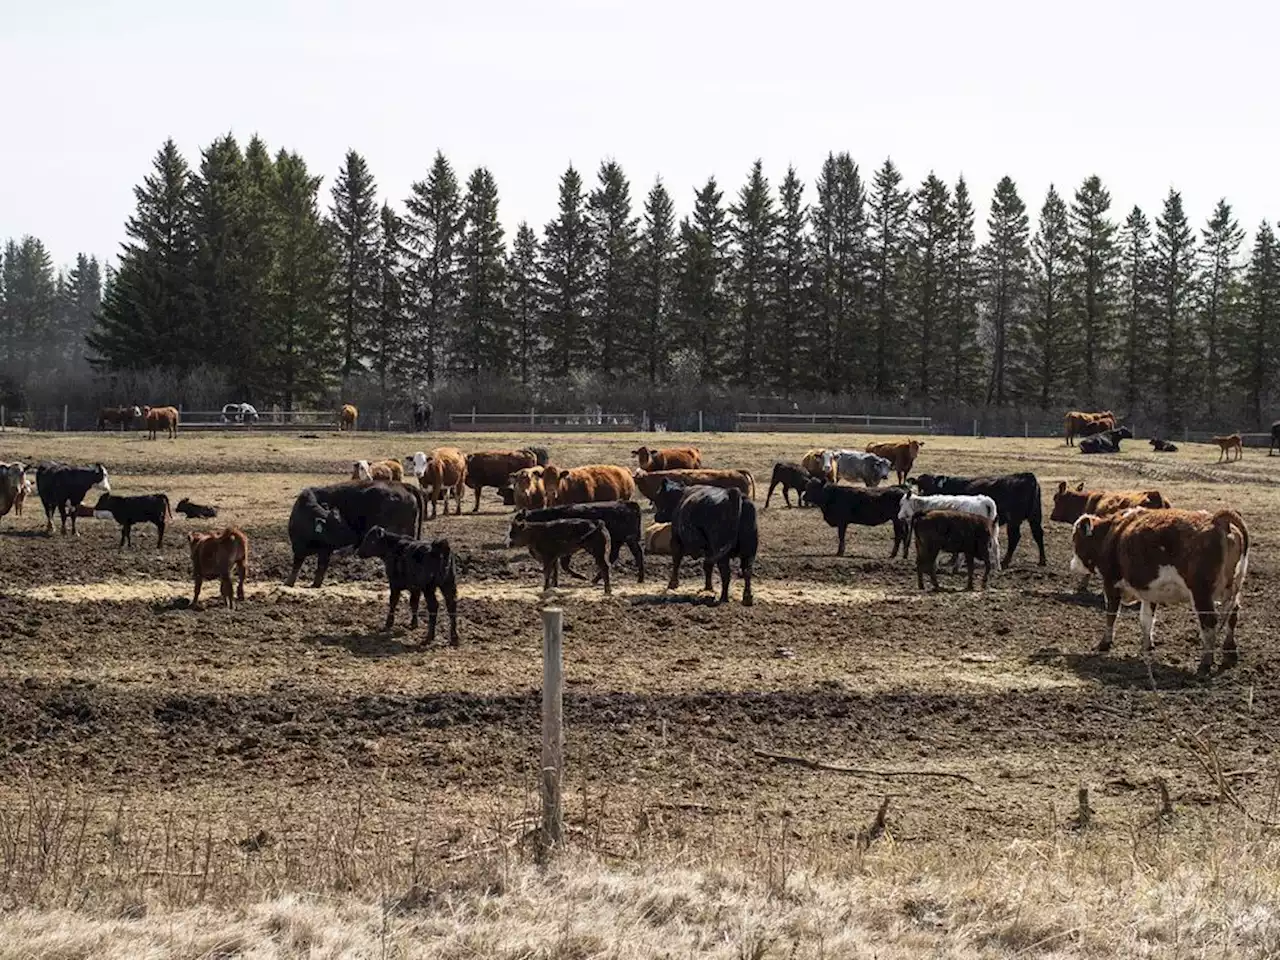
314,630 -> 424,658
1027,645 -> 1219,690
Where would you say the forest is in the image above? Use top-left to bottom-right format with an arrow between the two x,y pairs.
2,135 -> 1276,429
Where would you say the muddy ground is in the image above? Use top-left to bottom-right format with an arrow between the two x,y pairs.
0,430 -> 1276,867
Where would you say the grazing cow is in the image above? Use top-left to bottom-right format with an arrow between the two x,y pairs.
357,526 -> 459,643
220,403 -> 259,423
517,501 -> 645,583
36,462 -> 110,535
352,459 -> 405,482
98,405 -> 141,431
1270,422 -> 1280,457
506,517 -> 612,595
412,401 -> 433,432
826,449 -> 892,487
632,446 -> 702,471
92,493 -> 173,548
189,527 -> 249,610
653,480 -> 758,606
632,468 -> 754,501
1049,482 -> 1171,525
543,465 -> 635,506
1069,507 -> 1250,674
0,462 -> 27,521
175,497 -> 218,519
285,481 -> 424,587
142,405 -> 179,440
764,461 -> 811,509
1064,410 -> 1116,446
865,439 -> 925,485
805,479 -> 910,558
913,510 -> 996,592
338,404 -> 359,431
509,467 -> 547,509
522,446 -> 551,467
464,450 -> 538,512
801,448 -> 832,479
1079,426 -> 1133,454
1150,438 -> 1179,453
644,522 -> 673,556
910,473 -> 1046,567
1213,434 -> 1243,462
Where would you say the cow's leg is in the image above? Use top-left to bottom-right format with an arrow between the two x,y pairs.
702,558 -> 715,593
599,550 -> 612,595
119,524 -> 129,549
965,553 -> 975,591
559,555 -> 588,581
667,543 -> 684,591
1222,596 -> 1241,662
285,554 -> 306,587
424,588 -> 440,644
408,587 -> 421,630
236,560 -> 246,601
783,486 -> 794,508
916,554 -> 926,591
1098,587 -> 1121,652
472,486 -> 482,513
628,538 -> 645,583
1002,522 -> 1023,569
764,482 -> 775,509
43,503 -> 54,536
981,552 -> 991,589
311,551 -> 331,588
192,575 -> 203,609
156,521 -> 164,549
741,556 -> 753,606
384,586 -> 401,630
1138,601 -> 1158,654
1193,587 -> 1219,674
836,523 -> 847,557
59,503 -> 69,535
220,573 -> 234,609
1029,517 -> 1047,566
717,557 -> 731,604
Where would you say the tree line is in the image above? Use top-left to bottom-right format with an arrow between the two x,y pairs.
13,135 -> 1280,427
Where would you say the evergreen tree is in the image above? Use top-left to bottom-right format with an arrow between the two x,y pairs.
60,253 -> 102,372
454,167 -> 508,378
866,159 -> 912,395
1151,190 -> 1198,430
1068,176 -> 1118,405
233,136 -> 279,397
540,166 -> 592,378
674,178 -> 732,382
981,176 -> 1031,406
1118,206 -> 1155,412
728,160 -> 778,386
370,203 -> 408,416
768,166 -> 809,396
1020,185 -> 1076,408
942,177 -> 983,402
190,134 -> 245,372
506,222 -> 542,385
634,180 -> 676,384
907,174 -> 954,399
403,151 -> 461,384
329,149 -> 380,382
0,236 -> 57,373
1237,222 -> 1279,425
587,160 -> 639,378
0,241 -> 16,366
809,153 -> 866,391
1198,199 -> 1245,419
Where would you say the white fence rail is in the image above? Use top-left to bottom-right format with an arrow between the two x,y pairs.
736,412 -> 933,434
449,411 -> 638,432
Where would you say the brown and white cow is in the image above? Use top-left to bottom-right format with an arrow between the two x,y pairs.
1069,507 -> 1250,674
1049,481 -> 1171,524
865,439 -> 924,485
352,459 -> 405,482
0,462 -> 29,520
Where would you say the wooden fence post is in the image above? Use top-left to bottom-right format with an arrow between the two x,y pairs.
973,419 -> 978,437
698,410 -> 703,432
1,405 -> 5,431
540,607 -> 564,859
63,405 -> 69,432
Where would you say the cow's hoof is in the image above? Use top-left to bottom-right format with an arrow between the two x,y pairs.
1197,658 -> 1214,677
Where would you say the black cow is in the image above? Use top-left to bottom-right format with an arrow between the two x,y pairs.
1270,421 -> 1280,456
804,479 -> 910,558
516,501 -> 645,582
1080,426 -> 1133,454
1149,438 -> 1178,453
285,481 -> 425,588
653,480 -> 758,605
92,493 -> 172,547
412,401 -> 433,432
36,462 -> 111,535
357,526 -> 458,643
910,472 -> 1046,567
764,462 -> 811,509
175,497 -> 218,519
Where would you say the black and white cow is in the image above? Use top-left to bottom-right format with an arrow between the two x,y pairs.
910,472 -> 1046,567
36,462 -> 110,535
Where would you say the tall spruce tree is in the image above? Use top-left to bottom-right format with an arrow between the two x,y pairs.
1021,185 -> 1076,408
981,176 -> 1031,406
866,159 -> 912,396
370,203 -> 407,416
329,149 -> 380,383
769,166 -> 809,396
506,223 -> 542,385
0,241 -> 16,368
635,180 -> 676,384
1068,176 -> 1118,405
403,151 -> 461,384
1237,222 -> 1279,425
943,177 -> 982,401
232,136 -> 279,397
1151,190 -> 1198,430
728,160 -> 778,387
1118,206 -> 1155,411
810,153 -> 866,391
454,167 -> 508,378
60,253 -> 101,373
907,174 -> 954,399
540,166 -> 592,378
674,178 -> 732,382
189,134 -> 245,371
1198,199 -> 1245,419
587,160 -> 639,378
0,236 -> 57,373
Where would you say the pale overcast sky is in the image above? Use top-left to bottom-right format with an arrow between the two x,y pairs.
4,0 -> 1276,268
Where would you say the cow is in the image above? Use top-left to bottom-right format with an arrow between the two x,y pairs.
632,468 -> 754,501
98,405 -> 141,431
1213,434 -> 1243,462
644,522 -> 673,556
1270,422 -> 1280,457
0,462 -> 27,521
801,448 -> 832,480
496,447 -> 551,505
910,473 -> 1046,567
763,462 -> 811,509
652,480 -> 758,606
464,450 -> 538,512
338,404 -> 359,431
1064,410 -> 1115,446
1069,507 -> 1250,674
632,446 -> 702,471
285,481 -> 424,588
516,501 -> 645,583
189,527 -> 249,610
1079,426 -> 1133,454
1150,438 -> 1179,453
506,517 -> 612,595
543,465 -> 635,506
412,401 -> 433,432
865,439 -> 925,485
175,497 -> 219,519
36,462 -> 110,535
898,492 -> 1002,571
357,526 -> 459,643
509,467 -> 547,509
913,510 -> 996,592
142,405 -> 179,440
826,450 -> 892,487
406,448 -> 467,518
1049,482 -> 1171,525
92,493 -> 173,548
220,403 -> 259,424
352,459 -> 405,482
804,479 -> 911,558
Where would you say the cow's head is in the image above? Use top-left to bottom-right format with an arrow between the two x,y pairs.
804,478 -> 830,507
1115,426 -> 1134,440
310,504 -> 357,548
652,479 -> 687,523
91,493 -> 115,519
356,525 -> 388,559
92,464 -> 110,494
406,451 -> 428,477
352,460 -> 373,481
909,474 -> 941,495
1069,514 -> 1107,576
510,467 -> 544,497
631,447 -> 653,468
1050,480 -> 1089,523
505,518 -> 529,549
867,456 -> 891,488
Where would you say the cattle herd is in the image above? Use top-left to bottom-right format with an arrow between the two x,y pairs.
0,414 -> 1263,677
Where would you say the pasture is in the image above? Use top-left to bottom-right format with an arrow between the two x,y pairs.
1,429 -> 1279,956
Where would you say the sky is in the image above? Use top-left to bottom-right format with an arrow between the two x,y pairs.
4,0 -> 1277,269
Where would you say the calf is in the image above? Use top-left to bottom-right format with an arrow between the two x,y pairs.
544,464 -> 635,506
804,479 -> 909,558
409,448 -> 467,517
911,473 -> 1045,567
357,526 -> 459,643
339,404 -> 358,431
633,468 -> 754,501
189,527 -> 249,609
1150,438 -> 1178,453
506,517 -> 612,595
36,462 -> 111,535
801,448 -> 831,479
644,522 -> 673,555
653,480 -> 758,605
826,449 -> 892,487
175,498 -> 218,519
516,501 -> 645,582
899,492 -> 1001,571
285,482 -> 424,587
1070,507 -> 1250,674
865,439 -> 924,485
509,467 -> 548,509
764,461 -> 810,508
913,510 -> 996,592
1049,482 -> 1171,525
353,459 -> 405,482
1213,433 -> 1243,462
632,446 -> 702,471
92,493 -> 173,547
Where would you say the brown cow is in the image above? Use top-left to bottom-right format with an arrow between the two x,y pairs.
632,446 -> 702,471
510,466 -> 547,509
142,405 -> 179,440
352,459 -> 405,482
544,465 -> 635,506
644,522 -> 673,556
801,448 -> 831,479
506,517 -> 611,594
98,405 -> 141,431
865,439 -> 924,485
464,450 -> 537,512
1063,410 -> 1115,446
189,527 -> 249,610
1212,434 -> 1243,462
632,468 -> 755,501
415,447 -> 467,517
338,404 -> 358,431
0,462 -> 28,520
1070,507 -> 1250,674
913,509 -> 996,592
1049,481 -> 1172,524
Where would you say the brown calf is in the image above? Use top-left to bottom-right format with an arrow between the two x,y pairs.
632,446 -> 702,471
913,509 -> 996,592
544,465 -> 635,506
865,439 -> 924,485
338,404 -> 359,431
509,466 -> 547,509
1212,434 -> 1243,462
1049,481 -> 1171,524
632,468 -> 755,501
352,459 -> 405,482
417,447 -> 466,518
189,527 -> 249,610
506,517 -> 612,594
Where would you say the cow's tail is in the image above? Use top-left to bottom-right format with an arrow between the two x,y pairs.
410,483 -> 426,539
162,493 -> 173,520
989,520 -> 1002,573
742,470 -> 756,501
721,487 -> 745,563
1213,509 -> 1250,601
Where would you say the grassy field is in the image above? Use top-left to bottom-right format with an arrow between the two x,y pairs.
0,428 -> 1278,957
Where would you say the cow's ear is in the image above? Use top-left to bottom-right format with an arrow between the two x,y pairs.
1078,517 -> 1093,537
1057,481 -> 1066,494
1075,481 -> 1085,491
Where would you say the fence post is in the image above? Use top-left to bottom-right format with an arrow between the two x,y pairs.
973,419 -> 978,437
1,405 -> 5,431
63,405 -> 69,432
530,407 -> 535,426
471,406 -> 476,427
540,606 -> 565,860
1024,421 -> 1029,439
698,410 -> 703,433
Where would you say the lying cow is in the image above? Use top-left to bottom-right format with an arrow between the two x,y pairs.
357,526 -> 459,643
543,465 -> 635,506
36,462 -> 111,535
285,481 -> 424,587
865,439 -> 924,485
353,459 -> 405,482
92,493 -> 173,547
805,479 -> 909,558
633,445 -> 701,471
633,468 -> 755,501
516,501 -> 645,582
653,480 -> 758,605
176,498 -> 219,519
506,517 -> 612,595
763,461 -> 811,509
1150,438 -> 1178,453
910,473 -> 1045,567
1079,426 -> 1133,454
913,510 -> 997,592
1069,507 -> 1250,674
825,449 -> 892,487
189,527 -> 249,609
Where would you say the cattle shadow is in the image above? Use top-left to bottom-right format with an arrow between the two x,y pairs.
315,630 -> 425,658
0,528 -> 49,539
1031,588 -> 1105,610
1028,646 -> 1211,690
629,592 -> 721,608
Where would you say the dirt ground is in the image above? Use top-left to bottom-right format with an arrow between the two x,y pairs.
0,428 -> 1277,880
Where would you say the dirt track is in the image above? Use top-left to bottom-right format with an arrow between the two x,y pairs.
1,430 -> 1277,860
